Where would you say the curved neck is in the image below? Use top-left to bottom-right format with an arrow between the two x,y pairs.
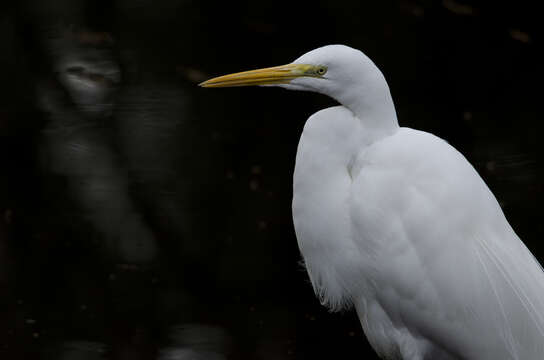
311,58 -> 399,143
334,74 -> 399,141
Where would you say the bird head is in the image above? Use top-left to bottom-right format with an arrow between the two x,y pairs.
200,44 -> 397,126
200,45 -> 377,97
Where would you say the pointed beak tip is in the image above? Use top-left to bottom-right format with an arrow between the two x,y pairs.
196,64 -> 305,89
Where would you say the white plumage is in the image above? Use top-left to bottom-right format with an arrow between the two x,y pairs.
201,45 -> 544,360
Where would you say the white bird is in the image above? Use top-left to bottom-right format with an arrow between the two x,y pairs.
200,45 -> 544,360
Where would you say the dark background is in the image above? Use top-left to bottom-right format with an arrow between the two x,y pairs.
0,0 -> 541,359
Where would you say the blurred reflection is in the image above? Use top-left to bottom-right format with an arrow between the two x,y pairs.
40,27 -> 158,263
51,30 -> 119,118
31,22 -> 227,359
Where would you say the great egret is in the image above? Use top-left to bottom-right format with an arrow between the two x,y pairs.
200,45 -> 544,360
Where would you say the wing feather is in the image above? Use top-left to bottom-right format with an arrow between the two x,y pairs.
349,128 -> 544,359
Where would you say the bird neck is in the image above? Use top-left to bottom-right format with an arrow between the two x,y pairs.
338,85 -> 398,141
328,66 -> 399,141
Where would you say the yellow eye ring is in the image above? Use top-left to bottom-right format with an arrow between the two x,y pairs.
316,66 -> 327,76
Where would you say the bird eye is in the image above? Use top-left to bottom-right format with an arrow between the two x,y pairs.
316,66 -> 327,76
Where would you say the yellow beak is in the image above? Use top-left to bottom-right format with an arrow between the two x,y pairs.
199,63 -> 316,88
